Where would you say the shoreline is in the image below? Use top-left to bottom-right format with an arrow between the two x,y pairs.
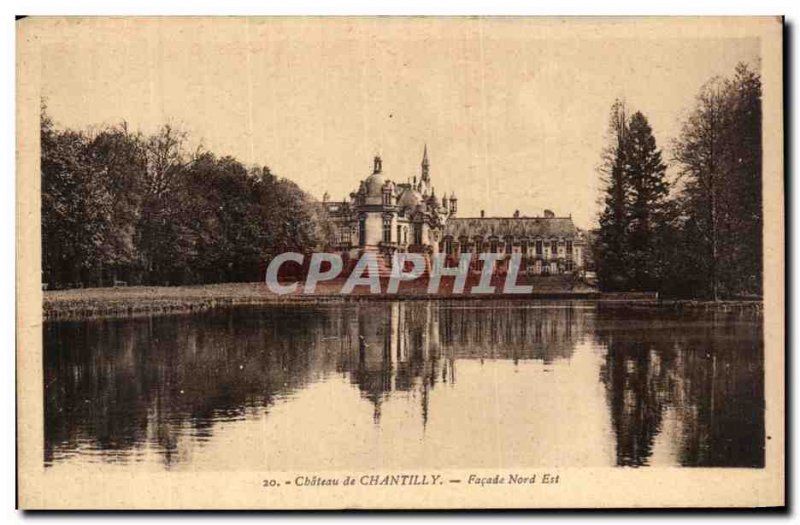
42,282 -> 764,321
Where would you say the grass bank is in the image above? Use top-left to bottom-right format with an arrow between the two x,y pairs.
42,281 -> 761,321
43,280 -> 600,320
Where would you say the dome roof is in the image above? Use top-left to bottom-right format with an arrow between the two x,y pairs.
398,188 -> 423,209
364,171 -> 386,197
363,156 -> 387,197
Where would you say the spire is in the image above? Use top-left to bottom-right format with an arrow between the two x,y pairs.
421,144 -> 430,182
373,155 -> 382,174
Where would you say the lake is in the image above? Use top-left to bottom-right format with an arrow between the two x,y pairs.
43,301 -> 764,471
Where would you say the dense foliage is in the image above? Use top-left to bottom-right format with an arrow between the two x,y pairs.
41,107 -> 327,288
595,64 -> 762,299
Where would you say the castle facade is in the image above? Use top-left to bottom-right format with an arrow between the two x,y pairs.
322,148 -> 586,275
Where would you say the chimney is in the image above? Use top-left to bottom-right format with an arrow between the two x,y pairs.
480,210 -> 485,218
513,210 -> 520,218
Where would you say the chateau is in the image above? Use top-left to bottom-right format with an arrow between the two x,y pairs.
322,148 -> 586,275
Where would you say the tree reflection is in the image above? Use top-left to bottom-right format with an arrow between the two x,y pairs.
45,302 -> 584,466
45,308 -> 340,466
44,303 -> 763,469
596,307 -> 764,467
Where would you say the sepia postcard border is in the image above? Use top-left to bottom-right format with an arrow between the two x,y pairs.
15,16 -> 785,509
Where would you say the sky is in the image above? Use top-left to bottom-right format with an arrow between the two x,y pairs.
36,18 -> 761,229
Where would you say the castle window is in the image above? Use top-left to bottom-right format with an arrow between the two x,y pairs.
535,240 -> 543,256
506,237 -> 513,253
490,239 -> 499,253
358,217 -> 366,246
566,240 -> 573,259
414,223 -> 422,245
339,226 -> 350,244
382,192 -> 391,206
520,240 -> 528,255
551,240 -> 558,254
383,218 -> 392,243
397,225 -> 402,244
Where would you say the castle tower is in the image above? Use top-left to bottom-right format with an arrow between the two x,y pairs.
421,144 -> 430,182
420,144 -> 431,195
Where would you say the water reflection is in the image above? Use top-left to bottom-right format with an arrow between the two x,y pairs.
43,301 -> 763,470
596,307 -> 764,467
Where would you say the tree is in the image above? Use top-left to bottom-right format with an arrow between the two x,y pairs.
41,104 -> 111,286
85,123 -> 147,283
595,99 -> 631,291
183,154 -> 265,282
721,64 -> 762,296
40,106 -> 370,288
673,78 -> 725,300
137,124 -> 194,284
672,63 -> 762,299
625,111 -> 669,291
252,166 -> 322,254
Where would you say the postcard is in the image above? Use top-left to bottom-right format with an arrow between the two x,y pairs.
16,16 -> 784,509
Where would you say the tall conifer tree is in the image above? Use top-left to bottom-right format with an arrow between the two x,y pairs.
595,100 -> 631,291
625,111 -> 669,291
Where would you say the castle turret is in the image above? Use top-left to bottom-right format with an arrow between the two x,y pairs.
419,144 -> 431,195
421,144 -> 430,182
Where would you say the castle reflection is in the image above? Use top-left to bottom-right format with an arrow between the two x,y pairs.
334,302 -> 585,424
43,301 -> 763,470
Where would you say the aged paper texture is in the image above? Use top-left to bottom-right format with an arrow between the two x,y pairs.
17,16 -> 783,509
